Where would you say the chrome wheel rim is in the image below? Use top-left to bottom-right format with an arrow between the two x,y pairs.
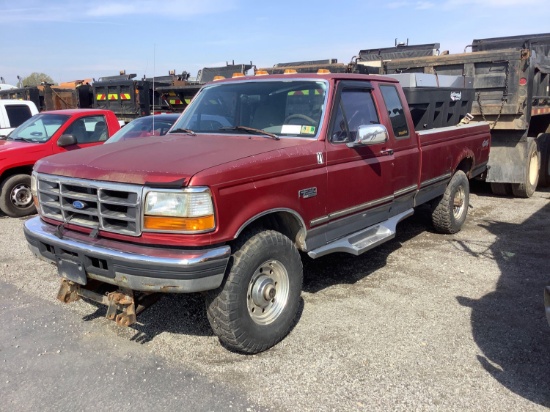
247,259 -> 289,325
10,183 -> 33,208
529,150 -> 539,186
453,186 -> 465,219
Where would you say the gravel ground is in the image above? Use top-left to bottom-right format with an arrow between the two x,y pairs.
1,182 -> 549,411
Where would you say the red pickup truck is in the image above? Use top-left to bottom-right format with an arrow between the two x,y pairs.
24,73 -> 490,353
0,109 -> 120,217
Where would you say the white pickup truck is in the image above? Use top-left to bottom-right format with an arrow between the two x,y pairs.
0,100 -> 39,138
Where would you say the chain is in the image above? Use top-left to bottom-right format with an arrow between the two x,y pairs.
477,60 -> 509,129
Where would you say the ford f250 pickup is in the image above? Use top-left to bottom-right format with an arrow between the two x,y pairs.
24,72 -> 491,353
0,109 -> 121,217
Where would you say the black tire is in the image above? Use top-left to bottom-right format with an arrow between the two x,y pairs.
0,174 -> 36,218
537,133 -> 550,188
205,230 -> 303,354
511,138 -> 539,198
490,183 -> 513,196
431,170 -> 469,234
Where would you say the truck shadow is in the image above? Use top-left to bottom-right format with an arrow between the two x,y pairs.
81,293 -> 215,343
455,191 -> 550,407
81,285 -> 305,349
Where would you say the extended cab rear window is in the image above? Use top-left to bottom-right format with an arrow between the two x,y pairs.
380,85 -> 409,139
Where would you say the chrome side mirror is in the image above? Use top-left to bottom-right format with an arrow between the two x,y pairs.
347,124 -> 389,148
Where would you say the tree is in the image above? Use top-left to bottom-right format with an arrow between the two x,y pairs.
21,72 -> 56,87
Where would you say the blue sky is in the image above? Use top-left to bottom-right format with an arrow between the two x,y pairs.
1,0 -> 549,85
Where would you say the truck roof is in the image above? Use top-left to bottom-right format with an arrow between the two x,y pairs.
40,108 -> 116,116
212,72 -> 401,84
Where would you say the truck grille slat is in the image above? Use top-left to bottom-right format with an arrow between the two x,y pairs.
36,174 -> 143,236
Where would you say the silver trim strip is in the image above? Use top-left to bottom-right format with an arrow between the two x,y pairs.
310,195 -> 394,227
310,216 -> 330,226
419,173 -> 452,188
393,184 -> 417,198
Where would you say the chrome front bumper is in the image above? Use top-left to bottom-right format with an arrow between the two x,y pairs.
24,216 -> 231,293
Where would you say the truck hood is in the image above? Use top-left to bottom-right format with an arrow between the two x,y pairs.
35,134 -> 311,186
0,139 -> 45,158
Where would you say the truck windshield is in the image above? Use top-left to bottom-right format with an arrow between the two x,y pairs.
7,113 -> 70,143
171,79 -> 328,138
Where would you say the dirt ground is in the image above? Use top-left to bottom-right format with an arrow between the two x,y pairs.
1,182 -> 549,411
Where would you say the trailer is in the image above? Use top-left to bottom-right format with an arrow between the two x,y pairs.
363,33 -> 550,197
92,71 -> 183,123
0,81 -> 93,112
155,63 -> 255,113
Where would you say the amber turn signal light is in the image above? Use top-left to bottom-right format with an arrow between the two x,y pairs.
143,215 -> 215,232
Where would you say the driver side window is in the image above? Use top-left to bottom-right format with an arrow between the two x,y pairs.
331,89 -> 379,143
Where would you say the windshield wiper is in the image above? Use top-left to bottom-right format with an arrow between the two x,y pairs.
169,128 -> 196,136
219,126 -> 280,141
8,137 -> 36,143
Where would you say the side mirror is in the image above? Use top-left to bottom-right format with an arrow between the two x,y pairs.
57,134 -> 77,147
347,124 -> 389,148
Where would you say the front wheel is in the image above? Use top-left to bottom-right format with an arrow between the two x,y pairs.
0,174 -> 36,217
431,170 -> 470,234
205,230 -> 303,354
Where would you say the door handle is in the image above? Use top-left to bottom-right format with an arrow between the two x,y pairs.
380,149 -> 394,156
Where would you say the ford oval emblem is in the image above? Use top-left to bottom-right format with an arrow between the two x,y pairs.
73,200 -> 86,210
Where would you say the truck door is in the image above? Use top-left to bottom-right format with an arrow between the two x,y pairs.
377,83 -> 420,214
56,115 -> 108,153
324,81 -> 394,243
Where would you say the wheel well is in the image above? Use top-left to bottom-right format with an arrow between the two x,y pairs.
235,211 -> 306,251
456,157 -> 473,177
0,166 -> 33,184
528,113 -> 550,136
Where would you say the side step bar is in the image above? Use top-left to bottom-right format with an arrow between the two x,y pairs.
308,209 -> 414,259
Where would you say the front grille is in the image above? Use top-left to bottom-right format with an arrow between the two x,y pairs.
36,174 -> 143,236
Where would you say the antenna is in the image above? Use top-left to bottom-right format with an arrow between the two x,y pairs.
152,44 -> 155,132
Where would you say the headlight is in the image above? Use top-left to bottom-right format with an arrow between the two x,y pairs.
143,188 -> 215,233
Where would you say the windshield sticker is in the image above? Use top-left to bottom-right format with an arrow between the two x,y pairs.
281,124 -> 302,134
301,126 -> 316,135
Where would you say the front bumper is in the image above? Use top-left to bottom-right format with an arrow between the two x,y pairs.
24,216 -> 231,293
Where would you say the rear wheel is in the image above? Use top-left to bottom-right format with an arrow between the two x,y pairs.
511,138 -> 539,198
0,174 -> 36,217
205,230 -> 303,354
432,170 -> 469,234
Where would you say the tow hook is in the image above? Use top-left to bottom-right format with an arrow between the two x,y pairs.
106,290 -> 136,326
57,279 -> 80,303
56,279 -> 161,327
